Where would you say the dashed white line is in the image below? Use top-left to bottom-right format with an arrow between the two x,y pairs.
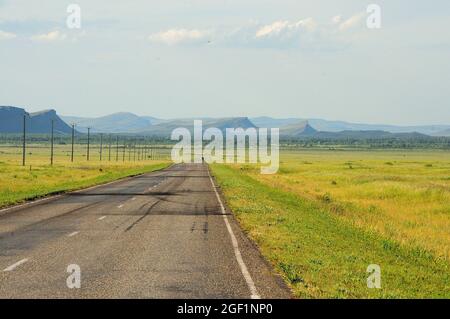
118,204 -> 124,209
206,166 -> 261,299
3,258 -> 29,272
98,216 -> 107,221
67,231 -> 79,237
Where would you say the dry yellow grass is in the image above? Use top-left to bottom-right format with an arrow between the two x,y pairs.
0,145 -> 170,208
234,149 -> 450,262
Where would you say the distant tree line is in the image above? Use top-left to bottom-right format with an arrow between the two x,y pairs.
280,136 -> 450,149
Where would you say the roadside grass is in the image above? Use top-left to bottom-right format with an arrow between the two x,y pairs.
0,148 -> 170,208
211,163 -> 450,298
254,150 -> 450,261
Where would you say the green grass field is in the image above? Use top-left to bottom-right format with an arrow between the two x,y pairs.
211,149 -> 450,298
0,144 -> 170,208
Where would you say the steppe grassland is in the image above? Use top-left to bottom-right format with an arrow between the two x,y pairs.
253,149 -> 450,260
268,151 -> 450,260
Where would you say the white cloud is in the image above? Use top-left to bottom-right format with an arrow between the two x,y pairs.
31,30 -> 67,42
149,29 -> 211,45
255,18 -> 317,39
0,30 -> 16,40
256,21 -> 289,38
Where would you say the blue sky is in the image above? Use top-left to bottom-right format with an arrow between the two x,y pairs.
0,0 -> 449,125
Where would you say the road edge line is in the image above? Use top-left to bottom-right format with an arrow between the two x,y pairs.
207,165 -> 261,299
3,258 -> 29,272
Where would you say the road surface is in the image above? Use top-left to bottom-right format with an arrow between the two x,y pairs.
0,163 -> 290,298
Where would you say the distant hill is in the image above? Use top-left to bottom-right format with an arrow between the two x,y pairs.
279,121 -> 317,137
0,106 -> 72,134
251,117 -> 450,135
139,117 -> 256,137
61,112 -> 154,133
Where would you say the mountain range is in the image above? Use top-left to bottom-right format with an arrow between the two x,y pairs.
1,106 -> 450,138
250,117 -> 450,136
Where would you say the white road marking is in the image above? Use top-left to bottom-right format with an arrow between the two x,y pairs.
3,258 -> 29,272
147,182 -> 163,192
98,216 -> 107,221
67,231 -> 79,237
118,204 -> 124,208
131,197 -> 136,201
207,167 -> 261,299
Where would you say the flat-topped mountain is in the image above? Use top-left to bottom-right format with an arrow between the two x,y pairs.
279,120 -> 317,137
0,106 -> 72,134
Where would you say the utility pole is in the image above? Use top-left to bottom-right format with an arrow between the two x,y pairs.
108,135 -> 112,161
87,127 -> 91,161
50,119 -> 54,166
100,133 -> 103,161
137,141 -> 141,161
71,124 -> 75,162
22,114 -> 26,166
116,136 -> 119,161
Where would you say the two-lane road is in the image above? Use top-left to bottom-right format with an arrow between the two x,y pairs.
0,163 -> 290,298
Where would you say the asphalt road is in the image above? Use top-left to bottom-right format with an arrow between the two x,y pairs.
0,163 -> 291,298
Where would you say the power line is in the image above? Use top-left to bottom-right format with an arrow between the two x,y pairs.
71,124 -> 75,162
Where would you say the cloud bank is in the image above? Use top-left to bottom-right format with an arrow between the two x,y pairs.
148,13 -> 366,49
